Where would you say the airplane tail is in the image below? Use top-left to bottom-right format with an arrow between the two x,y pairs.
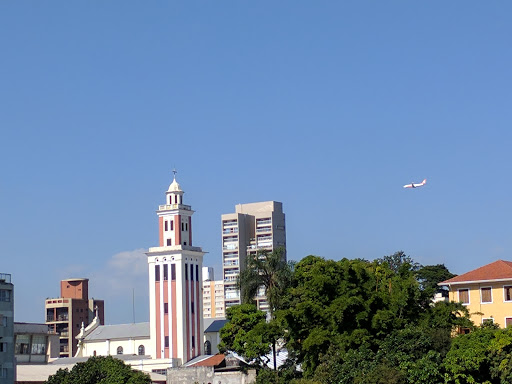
421,179 -> 427,185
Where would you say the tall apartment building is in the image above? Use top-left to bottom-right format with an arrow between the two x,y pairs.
221,201 -> 286,311
202,267 -> 225,319
45,278 -> 104,357
0,273 -> 14,383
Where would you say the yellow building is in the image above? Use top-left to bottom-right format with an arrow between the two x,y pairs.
440,260 -> 512,328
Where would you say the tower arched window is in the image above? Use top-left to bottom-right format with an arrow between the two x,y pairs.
138,345 -> 145,355
204,340 -> 211,355
117,346 -> 123,355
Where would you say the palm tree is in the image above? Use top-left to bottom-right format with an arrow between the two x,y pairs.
237,247 -> 293,370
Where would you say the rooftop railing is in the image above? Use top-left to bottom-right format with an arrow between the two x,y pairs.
158,203 -> 191,211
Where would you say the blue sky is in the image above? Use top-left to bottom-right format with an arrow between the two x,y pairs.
1,2 -> 511,324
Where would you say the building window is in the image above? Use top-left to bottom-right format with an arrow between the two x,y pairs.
0,343 -> 6,352
458,288 -> 470,305
0,289 -> 11,302
138,345 -> 145,355
0,368 -> 6,378
0,315 -> 6,327
165,336 -> 169,348
164,303 -> 168,314
185,223 -> 188,231
167,238 -> 172,246
482,318 -> 494,326
191,302 -> 194,314
185,264 -> 188,280
31,335 -> 46,355
171,264 -> 176,281
117,346 -> 123,355
165,221 -> 168,231
506,318 -> 512,327
196,265 -> 199,282
15,335 -> 30,354
164,264 -> 168,280
170,220 -> 173,231
504,286 -> 512,302
155,265 -> 160,282
481,287 -> 492,303
192,336 -> 195,348
190,264 -> 194,281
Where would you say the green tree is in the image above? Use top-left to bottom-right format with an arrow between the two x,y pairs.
218,304 -> 274,366
237,247 -> 293,370
238,247 -> 293,317
45,356 -> 151,384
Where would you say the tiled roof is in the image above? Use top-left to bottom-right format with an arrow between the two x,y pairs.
190,354 -> 225,367
440,260 -> 512,284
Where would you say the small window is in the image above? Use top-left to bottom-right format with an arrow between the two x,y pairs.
191,302 -> 194,314
117,346 -> 123,355
0,315 -> 6,327
165,221 -> 168,231
458,289 -> 469,304
0,290 -> 11,302
163,264 -> 168,281
481,287 -> 492,303
175,195 -> 178,204
506,318 -> 512,327
482,318 -> 494,326
164,303 -> 168,314
167,239 -> 172,246
192,336 -> 195,348
155,265 -> 160,282
182,222 -> 184,231
138,345 -> 145,355
191,264 -> 194,281
504,286 -> 512,301
170,220 -> 173,231
165,336 -> 169,348
185,223 -> 188,231
171,264 -> 176,281
185,264 -> 188,280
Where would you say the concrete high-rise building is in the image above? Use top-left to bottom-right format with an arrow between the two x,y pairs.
45,278 -> 104,357
147,175 -> 205,364
202,267 -> 225,319
0,273 -> 14,383
221,201 -> 286,311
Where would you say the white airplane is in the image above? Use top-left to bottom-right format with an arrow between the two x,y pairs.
403,179 -> 427,189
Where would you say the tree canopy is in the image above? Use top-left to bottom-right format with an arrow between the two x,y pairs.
45,356 -> 151,384
220,250 -> 476,383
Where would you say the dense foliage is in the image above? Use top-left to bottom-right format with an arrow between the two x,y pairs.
45,356 -> 151,384
220,250 -> 488,383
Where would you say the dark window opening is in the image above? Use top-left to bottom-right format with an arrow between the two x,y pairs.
163,264 -> 168,280
167,239 -> 172,246
165,336 -> 169,348
155,265 -> 160,282
165,221 -> 168,231
185,264 -> 188,280
196,265 -> 199,282
192,336 -> 195,348
191,264 -> 194,281
138,345 -> 145,355
170,220 -> 173,231
171,264 -> 176,281
164,303 -> 168,314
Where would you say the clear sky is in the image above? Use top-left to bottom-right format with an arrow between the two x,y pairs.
1,2 -> 512,325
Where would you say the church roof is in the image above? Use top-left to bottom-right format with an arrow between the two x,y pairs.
84,322 -> 150,341
204,319 -> 228,333
440,260 -> 512,285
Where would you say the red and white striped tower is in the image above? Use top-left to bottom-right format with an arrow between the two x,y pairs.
147,174 -> 205,363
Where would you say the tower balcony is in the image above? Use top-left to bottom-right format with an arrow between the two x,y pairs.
158,203 -> 191,211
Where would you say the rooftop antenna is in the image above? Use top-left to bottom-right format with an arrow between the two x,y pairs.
172,167 -> 177,180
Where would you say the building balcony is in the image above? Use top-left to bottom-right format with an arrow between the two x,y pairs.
223,245 -> 238,251
223,228 -> 239,234
256,219 -> 272,226
256,227 -> 271,233
158,203 -> 191,211
0,273 -> 11,283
